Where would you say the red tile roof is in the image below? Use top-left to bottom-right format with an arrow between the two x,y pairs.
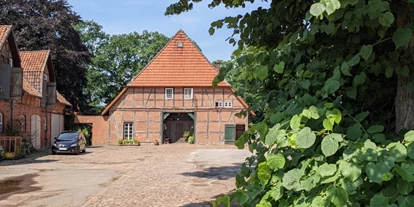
0,25 -> 12,49
20,50 -> 50,93
57,91 -> 71,106
23,78 -> 41,98
129,30 -> 228,87
20,50 -> 50,71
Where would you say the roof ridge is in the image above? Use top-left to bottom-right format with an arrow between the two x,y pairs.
127,30 -> 183,86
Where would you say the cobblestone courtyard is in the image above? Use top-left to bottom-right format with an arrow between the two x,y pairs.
0,144 -> 251,207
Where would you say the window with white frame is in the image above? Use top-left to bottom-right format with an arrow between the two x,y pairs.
224,102 -> 233,107
123,122 -> 133,140
215,101 -> 223,107
184,88 -> 193,99
165,88 -> 173,99
0,113 -> 3,132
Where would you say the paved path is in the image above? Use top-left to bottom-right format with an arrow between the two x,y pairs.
0,144 -> 251,207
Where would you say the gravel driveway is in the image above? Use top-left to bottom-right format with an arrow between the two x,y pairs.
0,144 -> 251,207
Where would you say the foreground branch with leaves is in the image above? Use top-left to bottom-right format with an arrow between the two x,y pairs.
166,0 -> 414,206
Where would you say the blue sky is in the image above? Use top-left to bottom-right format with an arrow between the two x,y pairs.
67,0 -> 269,61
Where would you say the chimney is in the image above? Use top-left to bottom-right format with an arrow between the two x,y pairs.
215,63 -> 221,70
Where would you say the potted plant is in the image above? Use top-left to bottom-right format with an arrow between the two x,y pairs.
183,131 -> 190,141
117,139 -> 124,145
187,135 -> 195,144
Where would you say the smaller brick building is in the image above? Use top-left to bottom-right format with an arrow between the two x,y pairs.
0,25 -> 71,149
77,30 -> 249,145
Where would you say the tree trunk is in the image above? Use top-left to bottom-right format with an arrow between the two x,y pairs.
395,0 -> 414,133
395,74 -> 414,133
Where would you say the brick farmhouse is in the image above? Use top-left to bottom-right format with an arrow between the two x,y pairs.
76,30 -> 249,145
0,25 -> 71,149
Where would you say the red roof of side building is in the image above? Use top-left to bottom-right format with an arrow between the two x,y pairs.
23,78 -> 41,98
128,30 -> 228,87
0,25 -> 12,48
57,91 -> 72,106
20,50 -> 50,71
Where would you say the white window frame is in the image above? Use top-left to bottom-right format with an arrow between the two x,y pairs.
0,113 -> 3,132
123,122 -> 133,140
215,101 -> 223,108
9,58 -> 13,67
184,88 -> 193,99
224,102 -> 233,108
165,88 -> 174,99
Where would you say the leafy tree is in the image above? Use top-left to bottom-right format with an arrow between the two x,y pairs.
0,0 -> 91,113
167,0 -> 414,206
76,23 -> 169,111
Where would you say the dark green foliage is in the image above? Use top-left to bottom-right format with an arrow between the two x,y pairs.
76,21 -> 169,112
167,0 -> 414,206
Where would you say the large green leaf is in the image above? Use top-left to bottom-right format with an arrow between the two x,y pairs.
323,118 -> 334,131
270,182 -> 283,201
310,3 -> 326,16
256,122 -> 268,138
282,169 -> 304,191
397,179 -> 414,195
301,174 -> 321,192
378,12 -> 394,27
339,161 -> 361,182
290,115 -> 301,130
234,191 -> 249,205
324,79 -> 340,94
321,134 -> 339,157
366,162 -> 390,183
317,163 -> 337,177
296,127 -> 316,149
404,131 -> 414,142
398,195 -> 414,207
407,143 -> 414,159
258,162 -> 271,185
387,142 -> 407,162
367,125 -> 384,134
393,28 -> 413,49
353,72 -> 366,85
274,61 -> 285,73
360,45 -> 373,61
254,66 -> 268,81
370,194 -> 389,207
266,153 -> 286,170
326,186 -> 348,207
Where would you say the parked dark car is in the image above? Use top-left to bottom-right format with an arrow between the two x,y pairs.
52,131 -> 86,155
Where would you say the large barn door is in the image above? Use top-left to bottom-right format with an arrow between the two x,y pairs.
31,115 -> 41,149
51,114 -> 64,146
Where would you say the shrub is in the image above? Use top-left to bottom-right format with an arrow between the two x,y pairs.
133,139 -> 139,144
183,131 -> 190,138
214,106 -> 414,207
117,139 -> 123,145
187,135 -> 195,144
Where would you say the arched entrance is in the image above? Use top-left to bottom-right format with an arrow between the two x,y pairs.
31,114 -> 41,149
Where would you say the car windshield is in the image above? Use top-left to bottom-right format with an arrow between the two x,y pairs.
57,133 -> 77,141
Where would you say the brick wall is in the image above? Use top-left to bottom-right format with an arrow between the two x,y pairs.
75,115 -> 109,146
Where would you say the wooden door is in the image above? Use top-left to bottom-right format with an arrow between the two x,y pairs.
175,123 -> 184,142
31,115 -> 41,149
224,124 -> 236,144
51,114 -> 64,146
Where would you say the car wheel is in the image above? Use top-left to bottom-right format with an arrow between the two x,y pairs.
52,150 -> 56,155
82,147 -> 86,153
76,147 -> 80,155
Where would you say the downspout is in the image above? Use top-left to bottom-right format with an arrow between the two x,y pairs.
10,100 -> 14,131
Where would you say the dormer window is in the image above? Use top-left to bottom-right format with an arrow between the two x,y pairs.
177,42 -> 183,48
